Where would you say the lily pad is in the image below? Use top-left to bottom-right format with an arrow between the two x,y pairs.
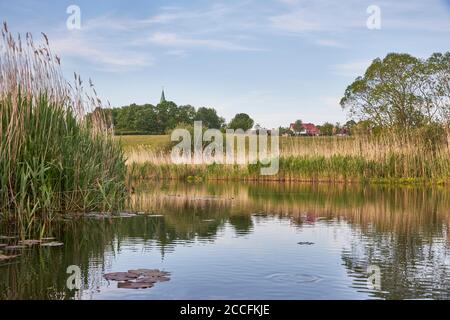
19,240 -> 42,246
114,212 -> 137,218
104,269 -> 170,289
104,272 -> 139,281
128,269 -> 170,280
117,281 -> 154,289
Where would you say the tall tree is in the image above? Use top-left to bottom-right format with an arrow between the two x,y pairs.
292,120 -> 303,134
340,53 -> 438,129
424,52 -> 450,127
320,122 -> 334,136
228,113 -> 254,131
195,107 -> 225,129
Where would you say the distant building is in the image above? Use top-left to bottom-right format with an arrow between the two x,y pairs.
160,89 -> 166,103
289,122 -> 320,136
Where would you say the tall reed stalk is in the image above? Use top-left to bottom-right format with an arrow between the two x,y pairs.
0,23 -> 126,237
125,131 -> 449,184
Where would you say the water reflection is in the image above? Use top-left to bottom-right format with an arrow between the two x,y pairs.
0,182 -> 449,299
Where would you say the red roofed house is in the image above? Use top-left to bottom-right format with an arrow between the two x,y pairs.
290,123 -> 320,136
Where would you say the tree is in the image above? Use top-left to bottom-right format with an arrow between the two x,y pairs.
340,52 -> 450,130
176,105 -> 196,124
424,52 -> 450,128
344,120 -> 357,135
320,122 -> 334,136
228,113 -> 254,131
195,107 -> 225,129
292,120 -> 303,134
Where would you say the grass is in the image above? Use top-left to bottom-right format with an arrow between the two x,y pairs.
115,135 -> 170,152
121,133 -> 450,184
0,24 -> 127,237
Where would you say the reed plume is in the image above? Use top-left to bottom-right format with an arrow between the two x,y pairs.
0,23 -> 126,237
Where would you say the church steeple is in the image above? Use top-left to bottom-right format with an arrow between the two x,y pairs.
160,88 -> 166,103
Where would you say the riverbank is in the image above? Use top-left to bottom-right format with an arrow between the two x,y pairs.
121,134 -> 450,185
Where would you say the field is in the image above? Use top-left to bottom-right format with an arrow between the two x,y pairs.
115,135 -> 171,152
120,134 -> 450,184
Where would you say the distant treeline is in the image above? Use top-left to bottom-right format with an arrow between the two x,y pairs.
98,101 -> 225,135
91,101 -> 258,135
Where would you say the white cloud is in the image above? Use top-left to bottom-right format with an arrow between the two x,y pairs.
270,11 -> 324,33
50,35 -> 153,72
270,0 -> 450,34
147,32 -> 259,51
270,0 -> 364,33
332,60 -> 372,77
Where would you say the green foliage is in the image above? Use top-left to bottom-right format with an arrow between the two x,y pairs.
278,127 -> 292,136
195,107 -> 225,129
0,25 -> 126,237
319,122 -> 334,136
228,113 -> 254,131
341,52 -> 450,130
0,94 -> 126,236
105,102 -> 224,134
292,120 -> 303,133
125,132 -> 449,184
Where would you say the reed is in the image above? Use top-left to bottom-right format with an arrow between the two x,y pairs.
0,23 -> 126,236
124,130 -> 450,184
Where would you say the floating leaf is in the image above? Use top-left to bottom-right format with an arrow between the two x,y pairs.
104,272 -> 139,282
19,239 -> 42,246
117,281 -> 154,289
104,269 -> 170,289
40,241 -> 64,247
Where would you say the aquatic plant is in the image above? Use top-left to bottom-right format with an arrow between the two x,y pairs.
124,131 -> 449,184
0,23 -> 126,236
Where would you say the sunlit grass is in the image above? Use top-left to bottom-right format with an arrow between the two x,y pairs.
121,133 -> 450,184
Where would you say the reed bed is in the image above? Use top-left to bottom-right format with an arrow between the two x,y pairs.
125,132 -> 450,184
0,23 -> 126,236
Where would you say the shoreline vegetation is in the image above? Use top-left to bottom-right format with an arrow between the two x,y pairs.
116,53 -> 450,185
0,24 -> 126,236
122,132 -> 449,185
121,53 -> 450,185
0,23 -> 448,238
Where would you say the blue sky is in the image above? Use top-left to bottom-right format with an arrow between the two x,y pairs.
1,0 -> 450,127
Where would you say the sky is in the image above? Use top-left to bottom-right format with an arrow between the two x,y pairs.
1,0 -> 450,128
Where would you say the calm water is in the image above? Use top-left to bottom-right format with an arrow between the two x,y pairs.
1,182 -> 450,300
